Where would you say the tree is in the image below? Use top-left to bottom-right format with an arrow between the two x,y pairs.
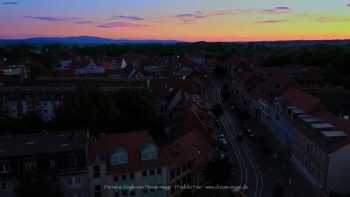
16,173 -> 61,197
213,66 -> 226,78
54,87 -> 161,136
272,181 -> 284,197
211,103 -> 223,117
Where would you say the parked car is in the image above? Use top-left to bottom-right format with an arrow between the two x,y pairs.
248,133 -> 256,141
221,138 -> 228,145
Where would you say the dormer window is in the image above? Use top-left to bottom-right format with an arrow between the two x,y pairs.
111,147 -> 128,165
140,144 -> 158,161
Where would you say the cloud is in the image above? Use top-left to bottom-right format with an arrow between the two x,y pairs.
113,15 -> 144,21
262,6 -> 291,14
2,1 -> 18,5
175,10 -> 245,23
316,16 -> 350,23
23,16 -> 80,22
96,21 -> 149,28
175,7 -> 290,23
256,19 -> 289,24
74,20 -> 95,25
23,16 -> 96,25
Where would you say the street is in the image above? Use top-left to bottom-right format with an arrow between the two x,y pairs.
206,80 -> 264,197
205,79 -> 321,197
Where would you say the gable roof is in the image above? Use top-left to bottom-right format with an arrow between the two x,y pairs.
162,128 -> 213,169
88,130 -> 165,174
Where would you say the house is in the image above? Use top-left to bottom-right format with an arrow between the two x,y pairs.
0,77 -> 149,121
283,107 -> 350,194
162,128 -> 214,196
87,131 -> 168,197
75,59 -> 106,76
0,131 -> 89,197
0,64 -> 28,82
106,58 -> 136,79
87,127 -> 214,197
55,60 -> 73,71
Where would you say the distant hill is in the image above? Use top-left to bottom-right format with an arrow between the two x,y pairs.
0,36 -> 181,45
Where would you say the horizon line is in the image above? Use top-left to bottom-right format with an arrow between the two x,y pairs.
1,35 -> 350,43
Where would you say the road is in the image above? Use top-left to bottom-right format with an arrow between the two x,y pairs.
206,80 -> 264,197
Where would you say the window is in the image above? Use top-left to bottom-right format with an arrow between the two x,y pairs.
93,165 -> 100,178
186,174 -> 192,184
129,173 -> 134,179
150,169 -> 155,175
182,164 -> 186,172
71,158 -> 78,168
1,182 -> 7,190
114,176 -> 118,182
111,147 -> 128,165
157,168 -> 162,174
94,185 -> 101,197
67,176 -> 81,187
25,160 -> 36,171
140,144 -> 158,160
170,170 -> 175,179
0,162 -> 11,174
176,167 -> 181,176
186,162 -> 191,169
142,170 -> 147,177
67,177 -> 73,186
49,160 -> 55,169
122,174 -> 126,180
74,177 -> 81,185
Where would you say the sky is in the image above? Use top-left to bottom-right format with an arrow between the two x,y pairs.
1,0 -> 350,41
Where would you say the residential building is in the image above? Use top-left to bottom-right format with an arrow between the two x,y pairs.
0,131 -> 89,197
87,131 -> 168,197
0,78 -> 149,121
230,66 -> 350,195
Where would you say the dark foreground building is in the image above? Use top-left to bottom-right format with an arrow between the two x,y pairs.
0,131 -> 89,197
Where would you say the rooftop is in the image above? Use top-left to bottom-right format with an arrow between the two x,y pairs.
0,131 -> 88,158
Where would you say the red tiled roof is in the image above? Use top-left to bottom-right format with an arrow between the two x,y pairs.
162,128 -> 214,170
88,128 -> 214,174
281,87 -> 321,113
88,130 -> 165,174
